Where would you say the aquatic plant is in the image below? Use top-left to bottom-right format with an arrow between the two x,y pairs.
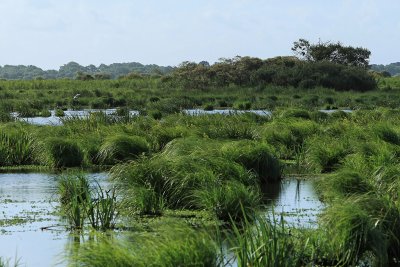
278,108 -> 311,119
45,137 -> 84,168
193,180 -> 260,222
87,183 -> 118,230
98,135 -> 149,164
222,140 -> 281,183
69,223 -> 218,267
58,173 -> 118,230
306,137 -> 352,173
229,212 -> 301,267
374,124 -> 400,145
58,173 -> 91,229
121,186 -> 164,216
315,169 -> 372,201
0,130 -> 38,166
320,194 -> 400,266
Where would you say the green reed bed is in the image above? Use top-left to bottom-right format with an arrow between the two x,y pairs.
110,136 -> 281,222
4,108 -> 400,265
68,222 -> 218,267
58,173 -> 118,230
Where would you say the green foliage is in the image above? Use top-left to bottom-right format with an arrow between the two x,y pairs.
193,180 -> 260,222
58,173 -> 118,230
69,224 -> 217,267
98,135 -> 149,164
0,61 -> 173,80
279,108 -> 311,119
292,38 -> 371,68
222,141 -> 282,183
321,195 -> 400,266
122,186 -> 164,216
371,62 -> 400,76
45,137 -> 84,168
58,173 -> 91,229
0,129 -> 38,166
315,169 -> 372,201
374,124 -> 400,145
230,213 -> 301,267
306,137 -> 353,173
111,137 -> 261,221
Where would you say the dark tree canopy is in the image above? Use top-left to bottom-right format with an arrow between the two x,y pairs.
170,55 -> 376,92
292,39 -> 371,68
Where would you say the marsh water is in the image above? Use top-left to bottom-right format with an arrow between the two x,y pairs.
12,108 -> 353,126
263,178 -> 324,227
0,173 -> 108,266
0,174 -> 322,266
12,109 -> 140,126
12,109 -> 271,126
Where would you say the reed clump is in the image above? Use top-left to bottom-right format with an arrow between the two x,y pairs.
45,137 -> 84,168
58,173 -> 118,230
221,140 -> 282,183
98,135 -> 149,164
69,223 -> 218,267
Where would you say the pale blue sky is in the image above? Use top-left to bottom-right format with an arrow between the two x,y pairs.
0,0 -> 398,69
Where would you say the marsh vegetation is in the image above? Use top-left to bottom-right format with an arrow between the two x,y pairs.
2,44 -> 400,265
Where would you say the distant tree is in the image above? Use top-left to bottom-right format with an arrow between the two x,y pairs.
94,73 -> 111,80
292,38 -> 371,68
75,71 -> 94,81
199,61 -> 210,67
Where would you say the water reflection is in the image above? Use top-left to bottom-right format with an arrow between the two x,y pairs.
183,109 -> 271,116
13,109 -> 140,126
262,178 -> 324,228
0,172 -> 108,266
0,174 -> 322,266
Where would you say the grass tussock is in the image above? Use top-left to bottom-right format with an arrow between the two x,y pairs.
58,173 -> 118,230
69,224 -> 218,267
45,138 -> 84,168
98,135 -> 149,164
222,140 -> 282,183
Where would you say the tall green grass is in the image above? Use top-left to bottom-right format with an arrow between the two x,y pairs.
0,129 -> 38,166
68,223 -> 218,267
229,212 -> 302,267
320,194 -> 400,266
45,138 -> 84,168
58,173 -> 118,230
111,137 -> 264,221
98,134 -> 149,164
222,140 -> 282,183
193,180 -> 260,222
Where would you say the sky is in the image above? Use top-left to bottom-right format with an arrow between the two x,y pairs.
0,0 -> 399,70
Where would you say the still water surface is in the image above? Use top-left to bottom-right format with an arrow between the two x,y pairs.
0,174 -> 322,266
0,173 -> 107,266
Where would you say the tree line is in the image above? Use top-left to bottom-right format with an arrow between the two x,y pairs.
0,62 -> 174,80
170,39 -> 377,92
370,62 -> 400,77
